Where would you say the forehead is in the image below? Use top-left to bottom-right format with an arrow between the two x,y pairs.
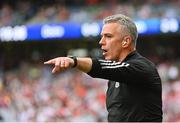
101,22 -> 122,35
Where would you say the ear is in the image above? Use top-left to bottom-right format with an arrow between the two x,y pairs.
122,40 -> 127,46
122,36 -> 131,48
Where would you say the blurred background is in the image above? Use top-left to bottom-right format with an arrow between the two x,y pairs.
0,0 -> 180,122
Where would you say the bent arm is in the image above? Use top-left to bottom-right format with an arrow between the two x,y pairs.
44,56 -> 157,84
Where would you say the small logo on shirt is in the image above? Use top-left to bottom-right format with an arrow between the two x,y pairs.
115,82 -> 120,88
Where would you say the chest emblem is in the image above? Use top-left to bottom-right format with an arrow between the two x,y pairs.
115,82 -> 120,88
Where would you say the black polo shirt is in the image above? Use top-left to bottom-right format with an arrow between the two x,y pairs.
87,51 -> 162,122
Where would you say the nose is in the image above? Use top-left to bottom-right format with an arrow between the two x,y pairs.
99,37 -> 105,45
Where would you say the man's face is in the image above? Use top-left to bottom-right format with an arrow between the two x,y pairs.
100,23 -> 124,61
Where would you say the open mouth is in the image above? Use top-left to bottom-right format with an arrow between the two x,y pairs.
102,49 -> 107,55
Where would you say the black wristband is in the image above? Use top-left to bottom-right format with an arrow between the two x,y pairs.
69,56 -> 77,68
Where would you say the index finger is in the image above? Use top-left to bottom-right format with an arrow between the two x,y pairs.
44,59 -> 55,65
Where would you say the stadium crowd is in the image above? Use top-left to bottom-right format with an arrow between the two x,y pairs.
0,0 -> 180,122
0,62 -> 107,122
158,61 -> 180,122
0,0 -> 180,26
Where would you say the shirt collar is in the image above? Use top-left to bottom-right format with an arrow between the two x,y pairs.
122,50 -> 139,62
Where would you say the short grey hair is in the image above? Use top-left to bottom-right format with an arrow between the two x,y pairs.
103,14 -> 138,46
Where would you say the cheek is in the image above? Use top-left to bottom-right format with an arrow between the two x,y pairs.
112,47 -> 120,56
109,45 -> 120,58
111,41 -> 121,52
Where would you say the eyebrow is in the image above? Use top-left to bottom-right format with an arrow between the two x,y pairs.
101,33 -> 113,36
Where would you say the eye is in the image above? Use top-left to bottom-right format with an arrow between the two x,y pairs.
106,35 -> 111,38
105,34 -> 112,38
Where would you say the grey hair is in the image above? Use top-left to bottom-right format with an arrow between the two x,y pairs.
103,14 -> 138,46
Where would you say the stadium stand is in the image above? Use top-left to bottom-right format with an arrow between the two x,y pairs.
0,0 -> 180,122
0,0 -> 180,26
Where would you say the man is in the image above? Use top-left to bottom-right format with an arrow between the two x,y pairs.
44,14 -> 163,122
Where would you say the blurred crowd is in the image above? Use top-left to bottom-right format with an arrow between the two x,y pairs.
0,62 -> 107,122
0,0 -> 180,122
0,0 -> 180,27
158,60 -> 180,122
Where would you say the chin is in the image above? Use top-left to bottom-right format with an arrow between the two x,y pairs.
104,56 -> 111,60
105,56 -> 117,61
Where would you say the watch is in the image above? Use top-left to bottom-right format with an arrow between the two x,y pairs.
68,56 -> 77,68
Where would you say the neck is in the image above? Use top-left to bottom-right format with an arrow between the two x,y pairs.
119,47 -> 136,62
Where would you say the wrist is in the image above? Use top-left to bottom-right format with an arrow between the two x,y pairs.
69,56 -> 77,68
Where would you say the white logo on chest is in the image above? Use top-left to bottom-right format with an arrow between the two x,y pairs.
115,82 -> 120,88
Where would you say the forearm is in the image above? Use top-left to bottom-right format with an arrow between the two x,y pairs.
76,57 -> 92,73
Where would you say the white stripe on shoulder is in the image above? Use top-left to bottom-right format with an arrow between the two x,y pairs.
100,62 -> 122,66
101,62 -> 130,69
98,59 -> 113,63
